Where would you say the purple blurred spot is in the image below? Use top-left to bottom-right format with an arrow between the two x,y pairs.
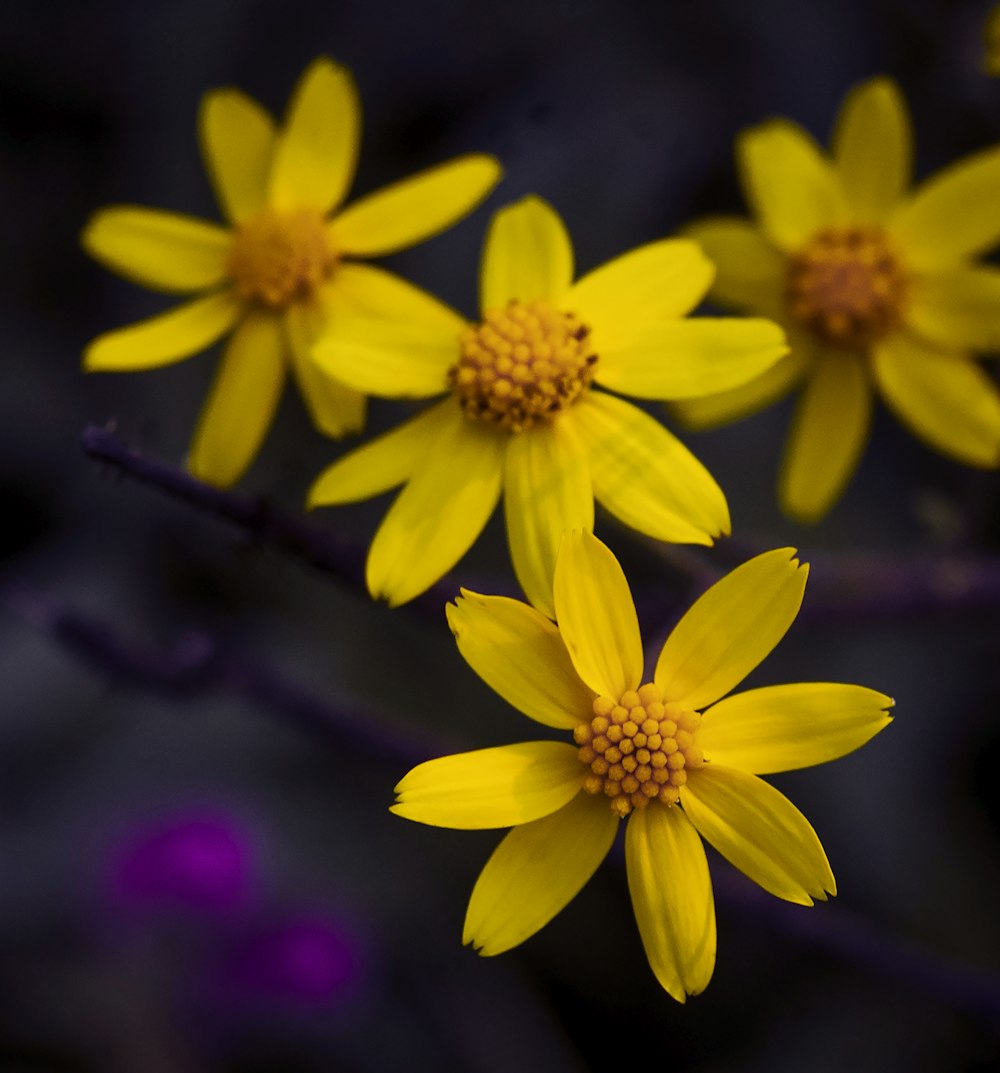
110,812 -> 253,914
224,915 -> 359,1007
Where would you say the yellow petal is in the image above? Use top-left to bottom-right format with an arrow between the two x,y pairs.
188,310 -> 287,488
312,316 -> 459,398
737,119 -> 847,251
832,77 -> 911,223
551,530 -> 643,699
888,144 -> 1000,268
596,317 -> 788,400
625,804 -> 716,1002
479,196 -> 573,311
367,413 -> 505,605
464,791 -> 618,955
681,217 -> 787,318
285,302 -> 366,438
269,57 -> 360,215
391,741 -> 584,829
504,420 -> 594,619
308,399 -> 456,506
569,239 -> 715,341
779,348 -> 872,523
907,266 -> 1000,351
682,765 -> 836,905
655,547 -> 807,711
330,154 -> 502,257
872,334 -> 1000,467
198,87 -> 276,224
446,591 -> 595,730
321,260 -> 468,322
571,392 -> 729,543
699,683 -> 894,774
84,291 -> 243,372
672,346 -> 810,430
82,206 -> 231,293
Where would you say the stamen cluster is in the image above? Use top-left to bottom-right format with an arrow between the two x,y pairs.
448,300 -> 597,432
786,226 -> 907,348
575,683 -> 704,818
227,208 -> 336,308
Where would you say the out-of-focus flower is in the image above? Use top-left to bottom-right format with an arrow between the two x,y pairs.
986,3 -> 1000,76
392,531 -> 892,1001
309,195 -> 786,614
109,811 -> 253,914
83,57 -> 501,487
682,77 -> 1000,521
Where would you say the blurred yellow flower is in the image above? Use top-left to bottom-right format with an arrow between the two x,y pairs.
83,57 -> 501,487
309,195 -> 787,614
683,77 -> 1000,521
986,2 -> 1000,76
392,531 -> 892,1002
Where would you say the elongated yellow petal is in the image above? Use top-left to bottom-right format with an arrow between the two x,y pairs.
504,420 -> 593,619
199,88 -> 276,224
655,548 -> 807,711
391,741 -> 585,829
321,261 -> 469,323
872,334 -> 1000,467
832,77 -> 911,223
700,683 -> 894,774
308,398 -> 456,506
188,310 -> 287,488
330,154 -> 502,256
367,414 -> 505,605
269,57 -> 360,215
596,317 -> 787,400
672,346 -> 810,430
625,804 -> 715,1002
480,196 -> 573,311
681,217 -> 787,318
779,348 -> 872,522
83,206 -> 231,293
446,591 -> 594,730
571,392 -> 729,543
312,316 -> 459,398
84,291 -> 243,371
551,530 -> 643,699
285,302 -> 366,438
888,144 -> 1000,268
738,119 -> 847,251
682,765 -> 836,905
464,792 -> 618,955
569,239 -> 715,341
907,266 -> 1000,351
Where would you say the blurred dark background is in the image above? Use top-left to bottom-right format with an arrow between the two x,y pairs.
2,0 -> 1000,1070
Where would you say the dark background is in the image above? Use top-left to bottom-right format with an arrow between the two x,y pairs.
3,0 -> 1000,1070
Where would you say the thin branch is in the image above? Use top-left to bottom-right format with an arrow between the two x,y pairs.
11,584 -> 1000,1029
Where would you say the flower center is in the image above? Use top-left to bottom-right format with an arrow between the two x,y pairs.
786,226 -> 908,347
575,682 -> 704,818
448,300 -> 598,432
226,208 -> 336,308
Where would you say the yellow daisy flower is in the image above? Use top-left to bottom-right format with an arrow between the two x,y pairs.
308,195 -> 787,615
392,531 -> 893,1002
681,77 -> 1000,521
82,57 -> 502,488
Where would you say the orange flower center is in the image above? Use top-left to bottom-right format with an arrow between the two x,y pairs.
786,226 -> 908,347
576,682 -> 704,818
448,299 -> 598,432
226,208 -> 336,308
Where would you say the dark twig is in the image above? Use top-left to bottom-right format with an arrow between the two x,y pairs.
11,584 -> 1000,1030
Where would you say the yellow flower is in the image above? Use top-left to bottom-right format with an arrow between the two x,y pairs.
392,531 -> 893,1002
681,77 -> 1000,521
308,195 -> 787,614
82,57 -> 502,488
